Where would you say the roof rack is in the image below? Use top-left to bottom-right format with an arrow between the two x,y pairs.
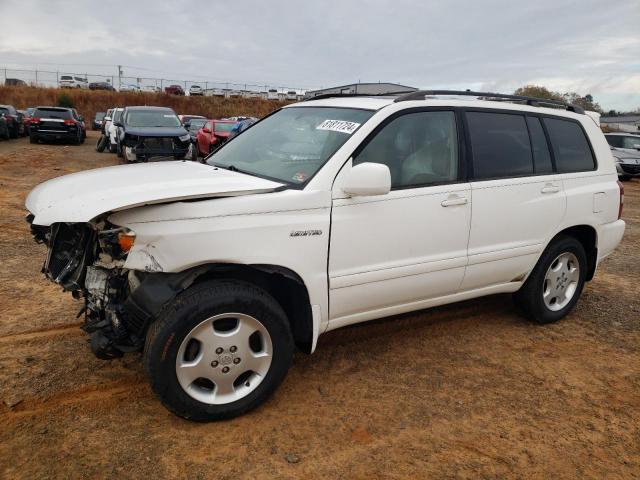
303,91 -> 416,102
393,90 -> 585,114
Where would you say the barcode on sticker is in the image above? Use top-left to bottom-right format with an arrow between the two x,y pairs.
316,119 -> 360,134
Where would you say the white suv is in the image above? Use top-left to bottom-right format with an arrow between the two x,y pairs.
59,75 -> 89,89
25,90 -> 625,421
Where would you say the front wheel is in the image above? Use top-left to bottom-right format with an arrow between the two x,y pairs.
144,280 -> 294,421
514,235 -> 587,324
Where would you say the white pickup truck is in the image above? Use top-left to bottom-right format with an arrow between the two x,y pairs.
25,90 -> 625,421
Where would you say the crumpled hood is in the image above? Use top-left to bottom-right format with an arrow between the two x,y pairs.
26,161 -> 283,226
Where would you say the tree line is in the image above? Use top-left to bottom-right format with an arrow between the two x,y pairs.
513,85 -> 638,116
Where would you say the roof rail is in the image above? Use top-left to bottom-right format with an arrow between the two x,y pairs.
393,90 -> 585,114
303,91 -> 416,102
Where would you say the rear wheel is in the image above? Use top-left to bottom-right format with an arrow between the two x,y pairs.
29,132 -> 38,144
144,280 -> 294,421
514,235 -> 587,324
619,175 -> 632,181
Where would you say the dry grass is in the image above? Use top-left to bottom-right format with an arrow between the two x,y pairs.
0,86 -> 290,121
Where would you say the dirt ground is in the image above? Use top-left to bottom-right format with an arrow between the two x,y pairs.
0,131 -> 638,479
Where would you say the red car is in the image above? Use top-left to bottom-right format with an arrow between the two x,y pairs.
196,119 -> 238,156
164,84 -> 185,96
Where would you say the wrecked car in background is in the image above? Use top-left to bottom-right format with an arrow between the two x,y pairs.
113,106 -> 195,162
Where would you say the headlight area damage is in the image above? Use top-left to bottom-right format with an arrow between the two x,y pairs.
26,214 -> 199,360
121,133 -> 192,162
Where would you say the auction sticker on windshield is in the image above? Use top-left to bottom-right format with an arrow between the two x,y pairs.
316,119 -> 361,135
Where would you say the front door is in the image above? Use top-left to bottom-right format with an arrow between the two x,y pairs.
328,110 -> 471,327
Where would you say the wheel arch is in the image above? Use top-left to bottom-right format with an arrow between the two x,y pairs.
128,263 -> 316,354
548,225 -> 598,281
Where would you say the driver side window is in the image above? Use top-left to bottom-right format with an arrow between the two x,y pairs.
354,111 -> 459,189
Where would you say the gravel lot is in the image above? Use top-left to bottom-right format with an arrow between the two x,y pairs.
0,132 -> 638,479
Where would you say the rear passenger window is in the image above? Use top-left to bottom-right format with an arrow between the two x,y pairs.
526,117 -> 553,173
467,112 -> 533,179
544,118 -> 595,172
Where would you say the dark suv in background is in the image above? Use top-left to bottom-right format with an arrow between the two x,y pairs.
0,105 -> 24,138
29,107 -> 87,144
115,106 -> 194,161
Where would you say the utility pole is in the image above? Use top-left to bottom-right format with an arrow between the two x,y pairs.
117,65 -> 123,90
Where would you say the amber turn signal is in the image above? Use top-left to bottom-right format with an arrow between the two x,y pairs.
118,232 -> 136,252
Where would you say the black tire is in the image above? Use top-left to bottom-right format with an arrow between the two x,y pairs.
143,279 -> 294,421
619,175 -> 632,181
513,235 -> 587,324
109,142 -> 117,154
116,142 -> 123,158
95,135 -> 108,152
29,132 -> 38,144
9,125 -> 18,139
80,130 -> 86,144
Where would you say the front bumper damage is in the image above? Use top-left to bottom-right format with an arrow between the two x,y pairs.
122,134 -> 192,162
27,216 -> 200,359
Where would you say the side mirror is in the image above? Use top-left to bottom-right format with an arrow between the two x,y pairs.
202,127 -> 211,134
104,117 -> 111,122
342,162 -> 391,197
183,122 -> 191,129
78,115 -> 84,122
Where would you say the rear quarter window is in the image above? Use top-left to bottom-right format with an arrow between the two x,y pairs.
544,118 -> 595,172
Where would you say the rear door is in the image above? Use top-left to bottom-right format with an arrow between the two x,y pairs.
461,110 -> 566,290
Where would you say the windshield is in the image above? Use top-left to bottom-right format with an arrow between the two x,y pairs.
126,110 -> 181,127
207,106 -> 374,184
188,119 -> 207,131
214,122 -> 237,133
622,136 -> 640,149
60,76 -> 72,80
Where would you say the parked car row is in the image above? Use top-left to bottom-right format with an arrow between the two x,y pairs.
94,105 -> 260,162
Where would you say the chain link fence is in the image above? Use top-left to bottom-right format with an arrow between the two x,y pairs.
1,67 -> 308,99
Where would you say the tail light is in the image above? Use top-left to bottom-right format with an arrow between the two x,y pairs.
4,114 -> 13,120
617,180 -> 624,219
30,117 -> 40,123
63,119 -> 76,125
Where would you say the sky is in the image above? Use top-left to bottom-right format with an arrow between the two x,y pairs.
0,0 -> 638,111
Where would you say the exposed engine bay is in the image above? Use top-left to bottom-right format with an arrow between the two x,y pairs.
27,215 -> 177,359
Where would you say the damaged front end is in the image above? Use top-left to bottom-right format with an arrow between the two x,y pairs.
27,215 -> 161,359
121,133 -> 192,162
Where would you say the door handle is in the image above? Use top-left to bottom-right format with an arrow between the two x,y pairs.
541,184 -> 560,194
441,195 -> 468,207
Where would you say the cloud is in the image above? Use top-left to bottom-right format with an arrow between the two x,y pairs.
0,0 -> 638,109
